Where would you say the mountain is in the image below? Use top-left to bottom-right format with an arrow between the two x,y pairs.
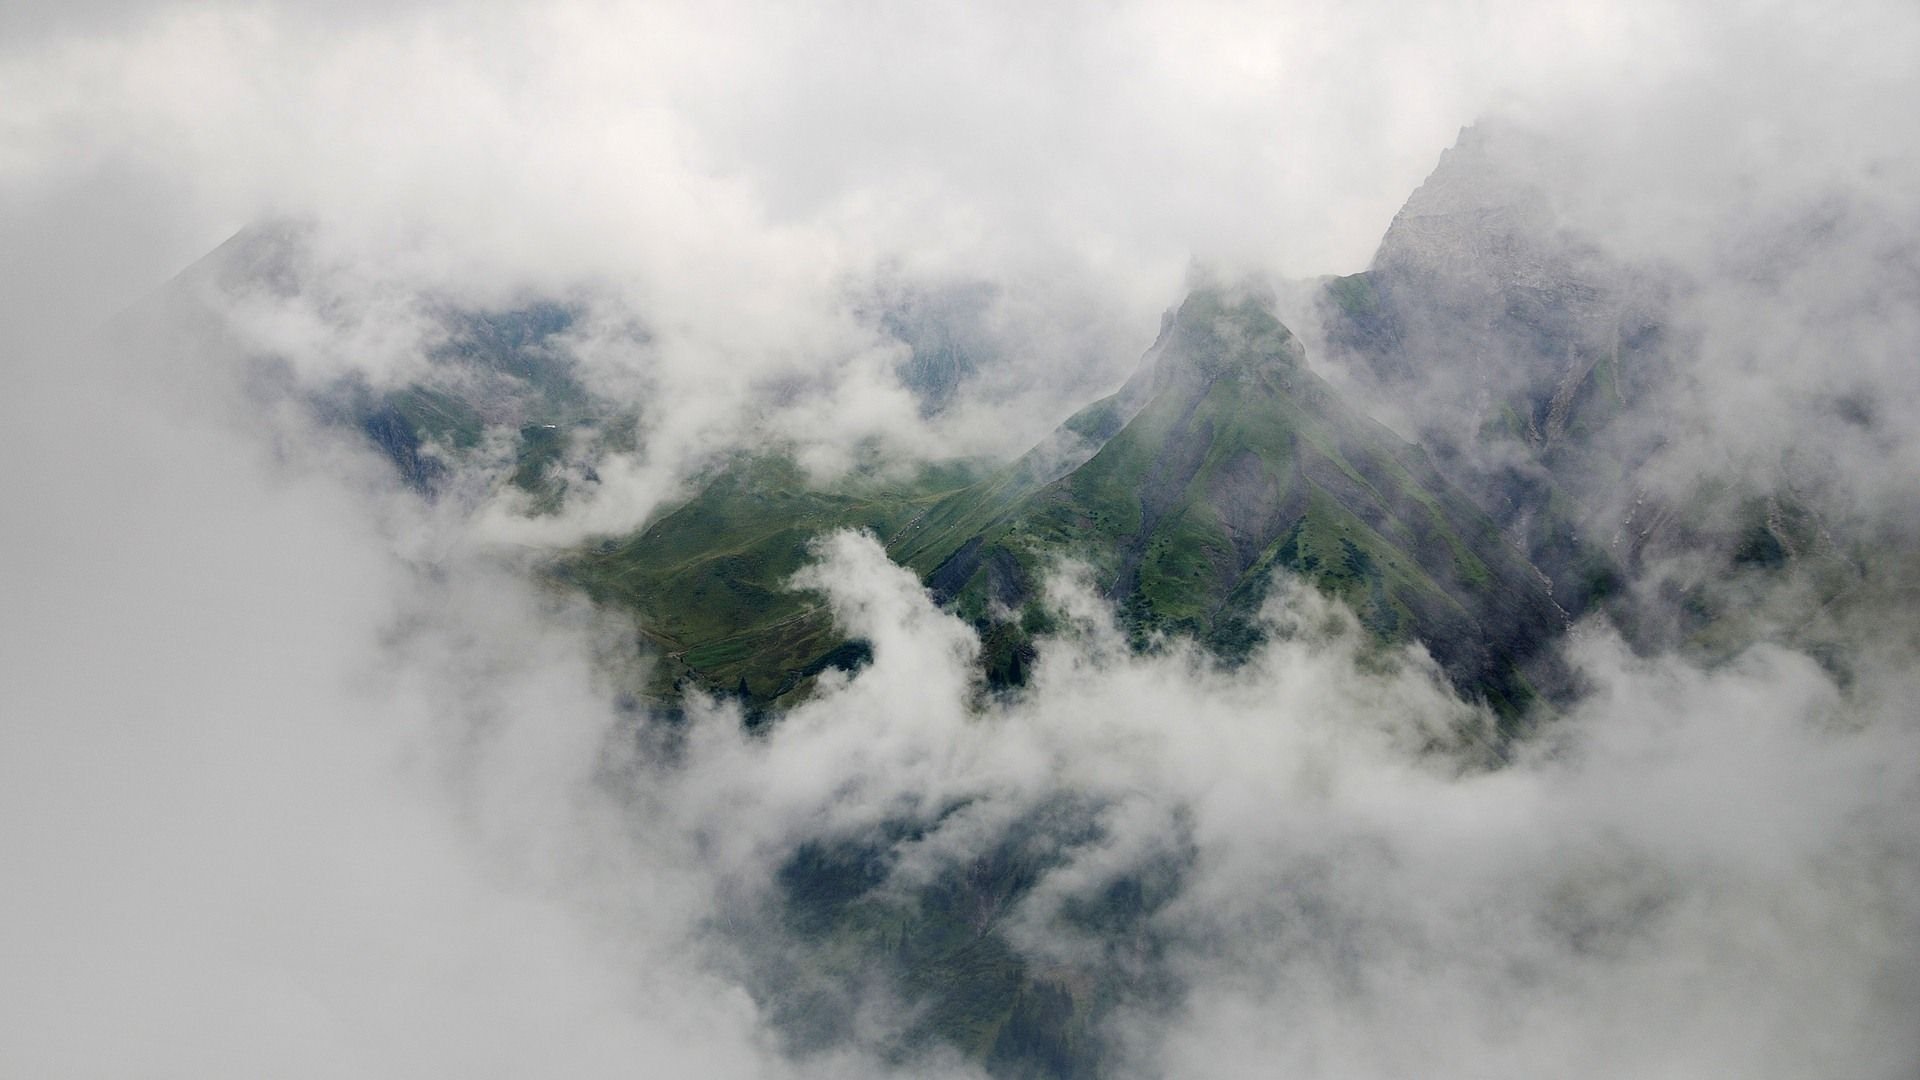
567,282 -> 1569,721
1325,122 -> 1670,452
1309,124 -> 1898,676
167,222 -> 635,511
1311,123 -> 1669,615
562,454 -> 987,714
868,279 -> 996,416
554,278 -> 1579,1072
167,131 -> 1914,1080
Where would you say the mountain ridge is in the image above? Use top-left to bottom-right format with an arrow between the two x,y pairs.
568,282 -> 1568,720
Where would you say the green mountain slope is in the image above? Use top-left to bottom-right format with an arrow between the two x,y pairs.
889,285 -> 1567,717
566,285 -> 1567,720
562,455 -> 987,711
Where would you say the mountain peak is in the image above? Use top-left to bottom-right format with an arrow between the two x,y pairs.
1369,120 -> 1567,288
1148,283 -> 1305,394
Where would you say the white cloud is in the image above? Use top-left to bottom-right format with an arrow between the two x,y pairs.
652,532 -> 1920,1078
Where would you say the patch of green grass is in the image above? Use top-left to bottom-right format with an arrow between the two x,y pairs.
561,453 -> 983,703
1325,271 -> 1382,317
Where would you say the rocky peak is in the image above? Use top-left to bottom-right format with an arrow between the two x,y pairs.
1147,283 -> 1305,395
1370,122 -> 1583,298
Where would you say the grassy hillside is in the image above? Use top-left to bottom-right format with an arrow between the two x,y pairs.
560,455 -> 986,710
565,287 -> 1568,722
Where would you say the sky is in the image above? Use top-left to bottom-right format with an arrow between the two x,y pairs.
3,1 -> 1919,1077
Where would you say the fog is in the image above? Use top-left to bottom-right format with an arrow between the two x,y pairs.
4,1 -> 1919,1076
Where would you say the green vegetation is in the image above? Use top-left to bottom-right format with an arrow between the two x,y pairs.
1324,270 -> 1383,317
561,454 -> 988,708
563,286 -> 1568,723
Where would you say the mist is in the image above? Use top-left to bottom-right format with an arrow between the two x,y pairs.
5,1 -> 1919,1077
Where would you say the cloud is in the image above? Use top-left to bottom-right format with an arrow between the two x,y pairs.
640,531 -> 1920,1077
0,312 -> 808,1075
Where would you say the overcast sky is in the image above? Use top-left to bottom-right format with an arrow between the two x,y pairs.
10,0 -> 1908,326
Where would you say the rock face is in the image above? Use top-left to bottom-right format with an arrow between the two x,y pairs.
1315,123 -> 1677,615
1372,124 -> 1568,296
1336,122 -> 1663,446
164,223 -> 627,510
